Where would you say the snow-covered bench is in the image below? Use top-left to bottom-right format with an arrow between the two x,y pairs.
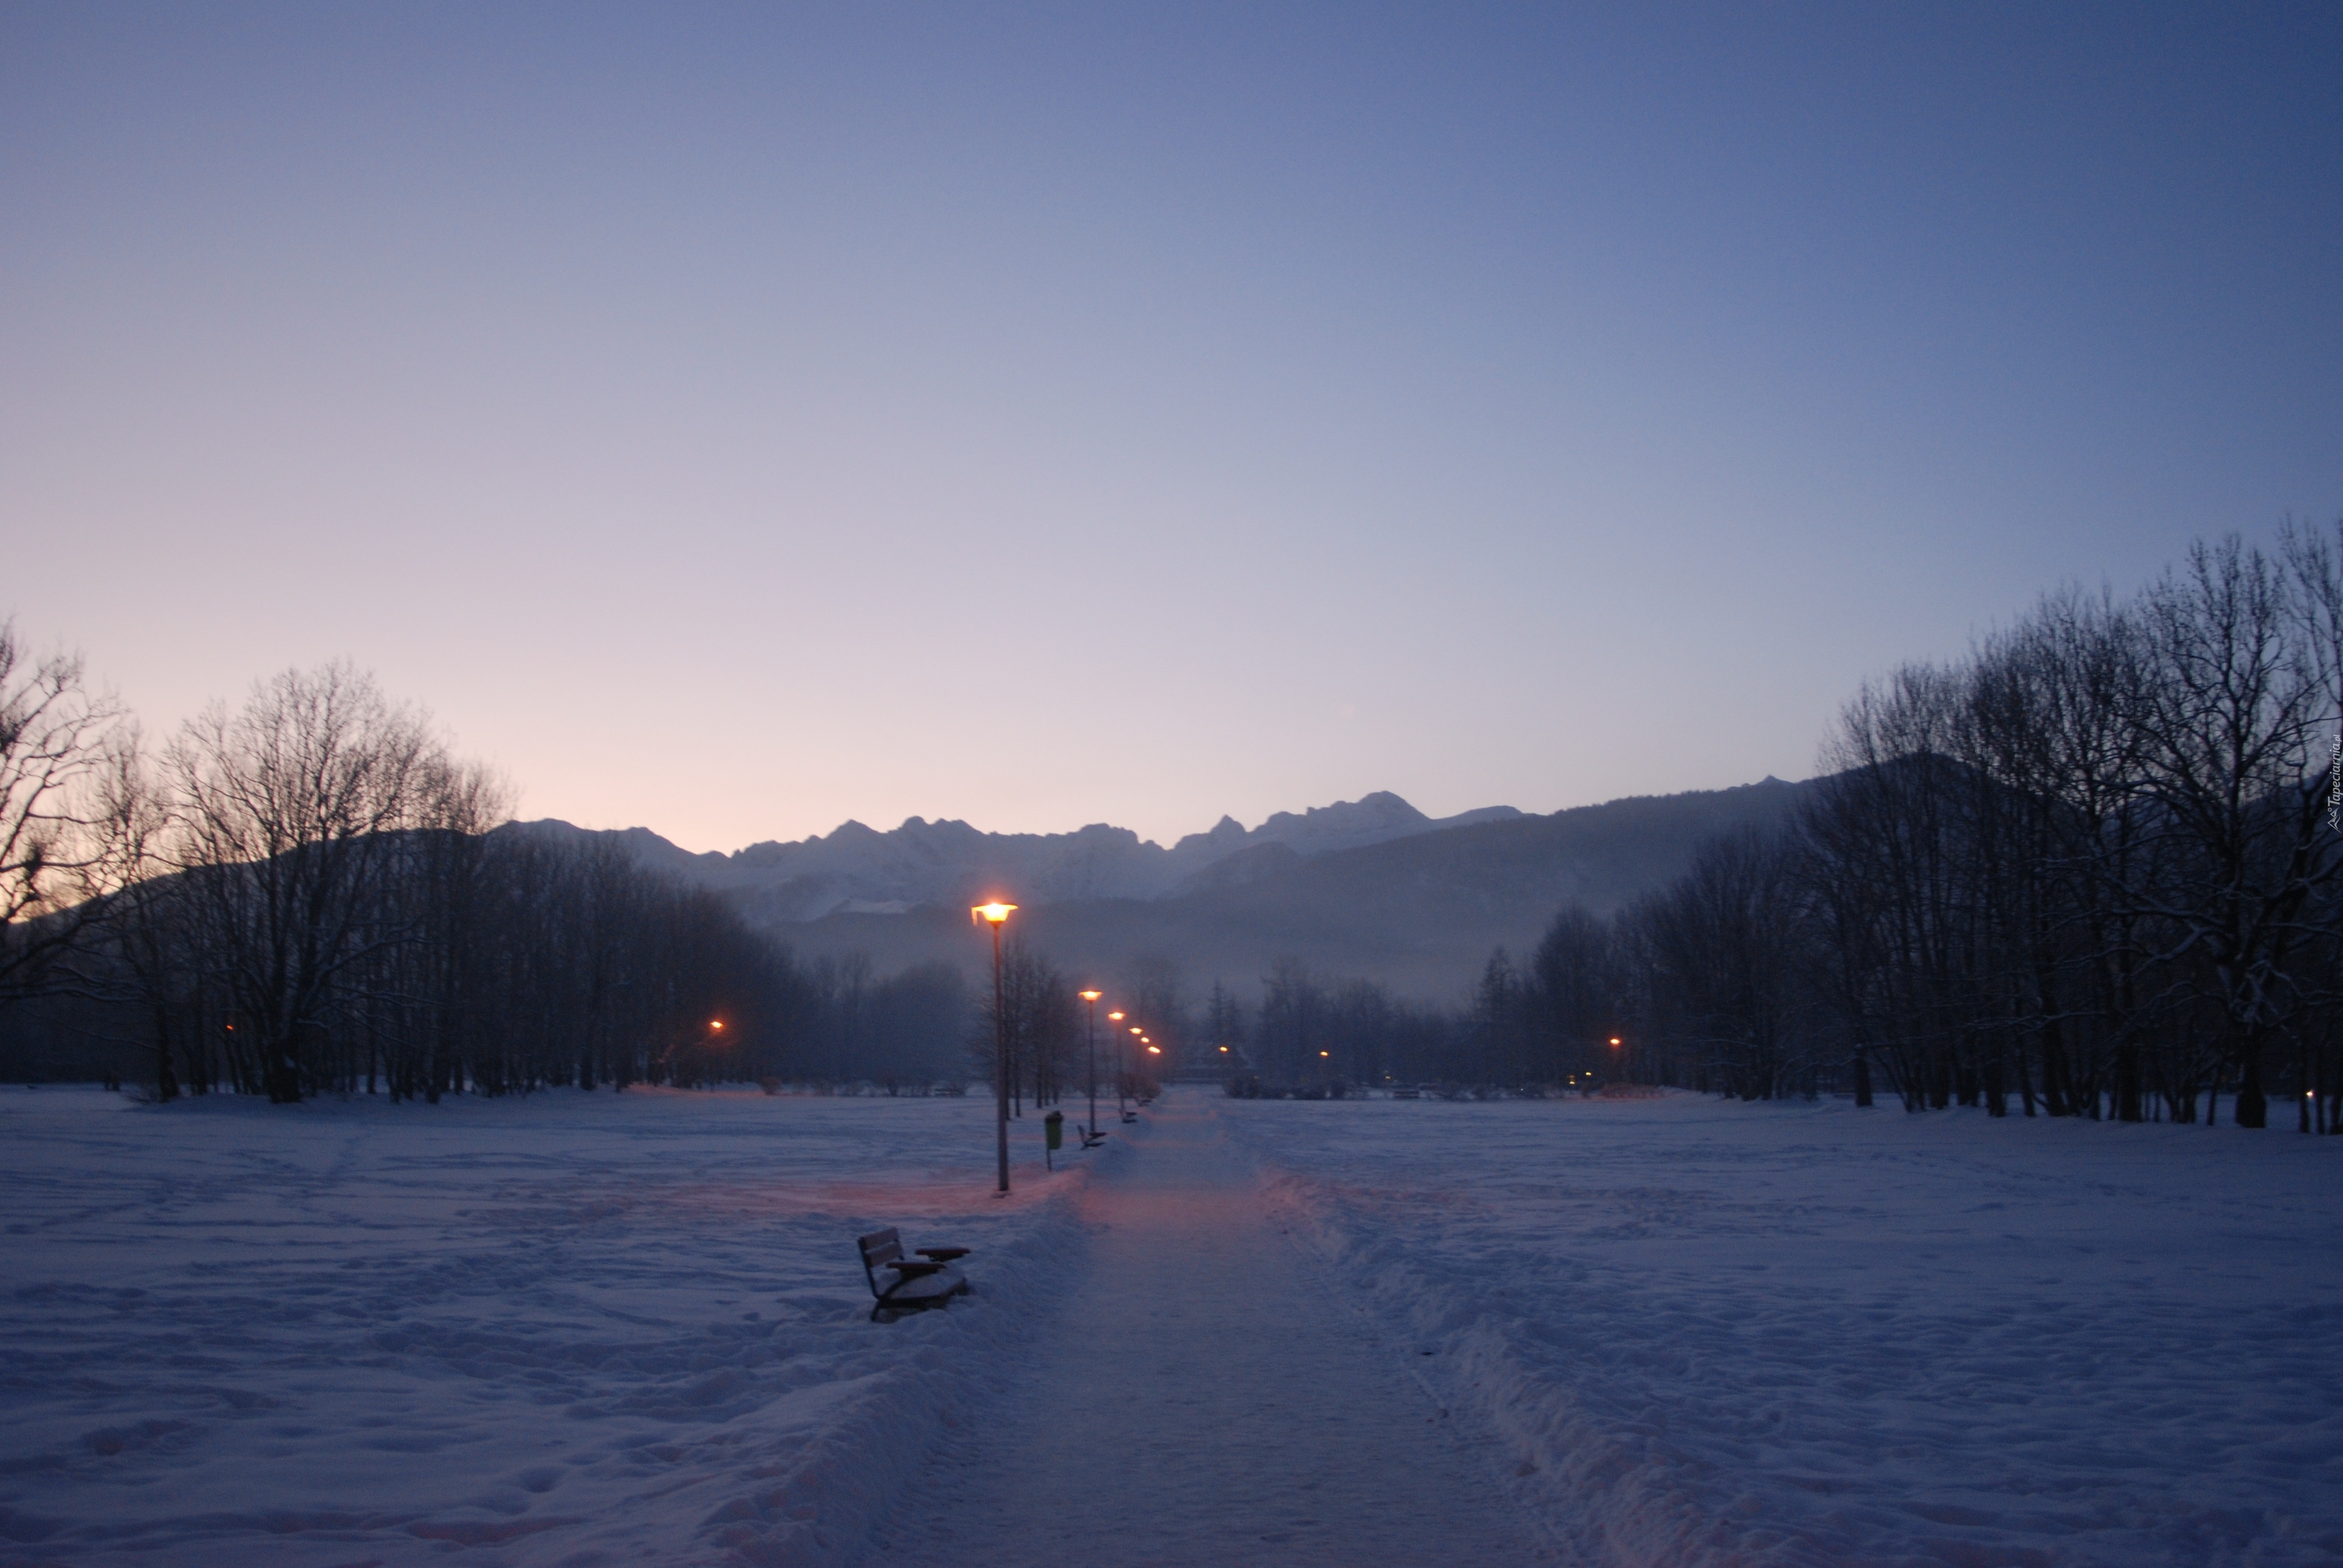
856,1227 -> 971,1322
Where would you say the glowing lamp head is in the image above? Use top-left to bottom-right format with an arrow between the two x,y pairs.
710,1019 -> 724,1031
972,901 -> 1017,927
1080,990 -> 1102,1002
1609,1037 -> 1622,1048
1108,1011 -> 1124,1022
1146,1045 -> 1161,1054
1219,1045 -> 1229,1053
1319,1050 -> 1329,1057
1130,1027 -> 1142,1036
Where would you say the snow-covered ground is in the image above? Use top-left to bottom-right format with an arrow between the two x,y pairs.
0,1086 -> 1094,1566
1226,1092 -> 2343,1567
5,1085 -> 2337,1567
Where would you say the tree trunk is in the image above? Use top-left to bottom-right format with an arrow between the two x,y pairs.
151,1007 -> 179,1103
2115,1038 -> 2143,1123
267,1047 -> 301,1104
2234,1033 -> 2267,1129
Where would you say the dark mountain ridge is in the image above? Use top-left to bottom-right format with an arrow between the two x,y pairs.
503,791 -> 1524,921
517,778 -> 1805,1000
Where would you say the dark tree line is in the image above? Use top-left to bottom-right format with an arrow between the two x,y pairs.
0,658 -> 971,1097
1218,956 -> 1478,1095
971,938 -> 1170,1119
14,521 -> 2336,1129
1217,526 -> 2342,1134
1474,526 -> 2343,1129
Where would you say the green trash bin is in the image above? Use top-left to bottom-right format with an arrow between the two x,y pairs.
1044,1109 -> 1064,1169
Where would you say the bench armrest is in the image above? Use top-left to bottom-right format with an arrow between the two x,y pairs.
916,1247 -> 971,1261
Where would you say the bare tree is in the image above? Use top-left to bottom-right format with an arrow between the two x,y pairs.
164,664 -> 465,1102
1526,904 -> 1619,1085
1121,952 -> 1187,1071
1627,828 -> 1809,1100
2128,535 -> 2342,1126
1256,955 -> 1323,1086
0,623 -> 127,999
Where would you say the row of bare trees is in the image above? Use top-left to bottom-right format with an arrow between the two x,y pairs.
1784,527 -> 2341,1128
0,650 -> 975,1098
971,939 -> 1176,1116
1501,526 -> 2342,1129
1221,526 -> 2341,1131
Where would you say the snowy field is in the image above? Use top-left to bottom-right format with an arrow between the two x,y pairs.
0,1086 -> 1093,1567
4,1086 -> 2338,1567
1226,1093 -> 2343,1567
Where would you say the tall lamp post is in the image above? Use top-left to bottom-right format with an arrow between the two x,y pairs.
1079,990 -> 1103,1145
1108,1011 -> 1126,1118
973,901 -> 1017,1194
1124,1022 -> 1143,1120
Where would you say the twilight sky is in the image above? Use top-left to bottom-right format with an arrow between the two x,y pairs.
4,4 -> 2338,853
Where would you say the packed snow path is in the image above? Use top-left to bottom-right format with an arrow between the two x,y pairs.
858,1099 -> 1555,1566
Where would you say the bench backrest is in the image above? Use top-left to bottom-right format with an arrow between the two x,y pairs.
857,1228 -> 903,1292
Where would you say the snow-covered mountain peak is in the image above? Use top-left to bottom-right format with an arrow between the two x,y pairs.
505,792 -> 1525,923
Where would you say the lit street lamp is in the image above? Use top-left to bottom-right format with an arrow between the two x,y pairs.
972,901 -> 1017,1194
1124,1025 -> 1143,1121
1107,1011 -> 1126,1118
1079,990 -> 1103,1146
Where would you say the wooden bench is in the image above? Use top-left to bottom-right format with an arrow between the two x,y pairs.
856,1227 -> 971,1322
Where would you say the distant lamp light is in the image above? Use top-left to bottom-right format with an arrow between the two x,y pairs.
1080,990 -> 1102,1002
1219,1045 -> 1229,1053
972,901 -> 1017,926
1319,1050 -> 1330,1057
1609,1037 -> 1622,1048
1108,1011 -> 1124,1022
710,1019 -> 724,1031
1146,1045 -> 1161,1054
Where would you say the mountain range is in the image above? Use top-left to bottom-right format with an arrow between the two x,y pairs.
506,779 -> 1806,999
509,792 -> 1524,921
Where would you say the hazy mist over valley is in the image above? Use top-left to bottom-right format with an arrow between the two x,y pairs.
507,783 -> 1798,999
